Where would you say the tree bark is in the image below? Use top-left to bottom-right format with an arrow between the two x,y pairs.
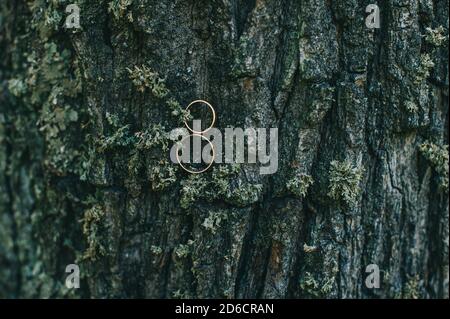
0,0 -> 448,299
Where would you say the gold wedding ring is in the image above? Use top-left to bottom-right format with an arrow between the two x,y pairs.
184,100 -> 216,134
175,134 -> 215,174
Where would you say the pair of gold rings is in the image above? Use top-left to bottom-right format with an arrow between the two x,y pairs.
176,100 -> 216,174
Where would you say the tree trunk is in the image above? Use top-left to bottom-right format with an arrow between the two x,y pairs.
0,0 -> 448,299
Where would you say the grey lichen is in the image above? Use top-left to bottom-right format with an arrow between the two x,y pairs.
202,211 -> 228,234
403,275 -> 421,299
7,78 -> 27,97
95,112 -> 136,152
135,125 -> 178,191
108,0 -> 133,22
127,65 -> 188,124
405,100 -> 419,114
287,174 -> 314,198
328,160 -> 364,207
150,245 -> 163,255
180,174 -> 208,209
166,98 -> 192,124
127,65 -> 169,98
25,40 -> 84,177
149,163 -> 177,191
135,124 -> 169,151
179,165 -> 263,209
172,289 -> 190,299
419,141 -> 449,191
299,272 -> 335,298
173,240 -> 193,259
303,243 -> 318,253
81,204 -> 106,261
300,272 -> 320,295
227,182 -> 263,207
414,54 -> 435,84
424,26 -> 447,46
97,124 -> 133,152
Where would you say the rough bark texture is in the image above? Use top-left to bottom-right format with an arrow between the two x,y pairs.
0,0 -> 448,299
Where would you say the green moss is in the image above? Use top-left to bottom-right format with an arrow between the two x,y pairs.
7,78 -> 27,97
328,160 -> 364,207
419,141 -> 449,191
7,22 -> 84,177
287,174 -> 314,198
23,40 -> 84,176
96,124 -> 134,152
127,66 -> 189,125
97,115 -> 172,154
149,162 -> 177,191
403,275 -> 421,299
405,100 -> 419,114
91,98 -> 184,192
300,272 -> 319,293
210,164 -> 263,206
28,1 -> 66,40
135,124 -> 169,151
101,123 -> 177,192
202,211 -> 228,234
180,175 -> 208,209
172,289 -> 190,299
150,245 -> 163,255
174,244 -> 191,259
108,0 -> 133,21
424,26 -> 447,46
227,182 -> 263,206
81,204 -> 106,261
299,272 -> 335,298
127,65 -> 168,98
166,97 -> 192,124
135,125 -> 178,191
179,164 -> 263,209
